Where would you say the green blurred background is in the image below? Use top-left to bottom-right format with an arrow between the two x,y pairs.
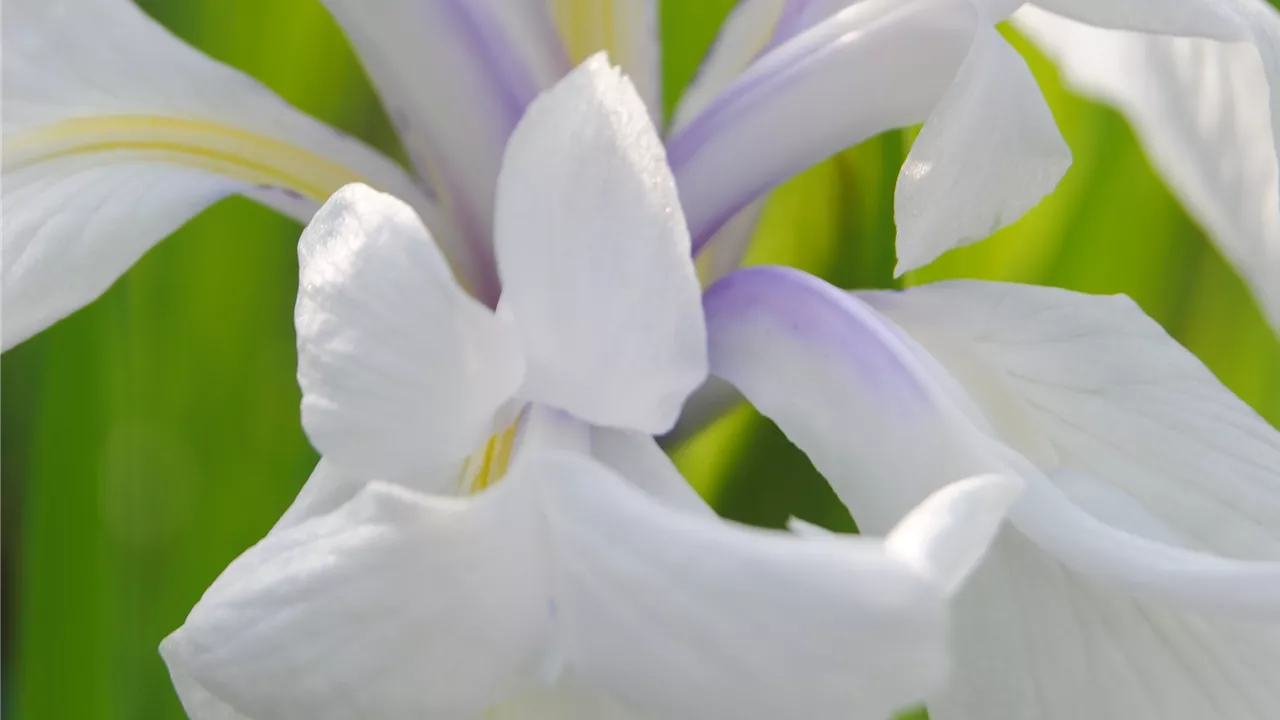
3,1 -> 1278,718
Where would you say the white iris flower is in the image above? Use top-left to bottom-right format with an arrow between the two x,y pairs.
8,1 -> 1280,718
158,57 -> 1019,720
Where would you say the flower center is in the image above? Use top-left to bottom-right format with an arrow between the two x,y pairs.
458,418 -> 521,495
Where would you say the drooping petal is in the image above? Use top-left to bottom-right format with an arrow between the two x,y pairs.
706,267 -> 1280,611
549,0 -> 662,124
862,281 -> 1280,607
161,478 -> 555,720
494,55 -> 706,434
706,268 -> 1280,718
865,281 -> 1280,717
1,0 -> 440,349
893,27 -> 1071,274
535,450 -> 1018,720
668,0 -> 978,251
319,0 -> 570,303
703,265 -> 996,531
296,184 -> 524,477
1015,3 -> 1280,335
930,528 -> 1280,720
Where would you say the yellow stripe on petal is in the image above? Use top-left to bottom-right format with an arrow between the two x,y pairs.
459,418 -> 522,495
550,0 -> 660,120
4,115 -> 375,205
552,0 -> 616,65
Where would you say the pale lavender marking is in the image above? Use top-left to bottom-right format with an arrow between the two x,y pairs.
669,23 -> 848,252
435,0 -> 544,133
702,266 -> 936,408
400,1 -> 545,305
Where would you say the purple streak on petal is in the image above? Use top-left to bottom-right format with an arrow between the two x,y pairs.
671,0 -> 975,254
406,1 -> 548,306
669,22 -> 860,253
703,265 -> 934,408
436,0 -> 543,133
667,25 -> 831,187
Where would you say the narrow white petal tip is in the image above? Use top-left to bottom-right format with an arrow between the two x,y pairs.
892,28 -> 1072,275
581,50 -> 613,71
886,474 -> 1023,594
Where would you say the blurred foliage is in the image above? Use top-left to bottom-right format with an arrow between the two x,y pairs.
3,2 -> 1279,719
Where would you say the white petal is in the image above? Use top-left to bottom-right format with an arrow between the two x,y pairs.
1015,4 -> 1280,336
319,0 -> 570,303
296,184 -> 524,476
706,268 -> 1280,616
672,0 -> 899,132
549,0 -> 663,124
1029,0 -> 1248,39
931,529 -> 1280,720
589,427 -> 714,516
886,473 -> 1023,595
162,477 -> 554,720
704,265 -> 997,532
494,55 -> 706,434
708,268 -> 1280,716
864,280 -> 1280,615
1,0 -> 439,349
708,268 -> 1280,717
667,0 -> 978,251
862,280 -> 1280,554
893,27 -> 1071,274
269,455 -> 469,534
164,665 -> 252,720
269,457 -> 367,534
535,450 -> 964,720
